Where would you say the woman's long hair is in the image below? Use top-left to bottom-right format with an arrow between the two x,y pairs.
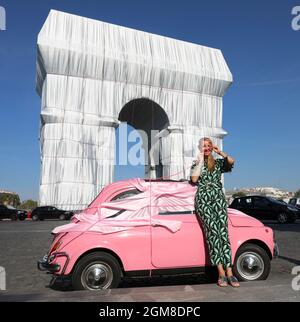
199,137 -> 215,172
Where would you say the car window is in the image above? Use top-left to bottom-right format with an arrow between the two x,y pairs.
289,198 -> 297,206
110,189 -> 142,201
253,197 -> 269,207
245,198 -> 252,205
155,194 -> 194,215
230,199 -> 238,206
103,189 -> 143,218
235,198 -> 252,207
105,209 -> 126,219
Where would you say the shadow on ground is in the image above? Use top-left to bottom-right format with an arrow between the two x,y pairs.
49,272 -> 216,292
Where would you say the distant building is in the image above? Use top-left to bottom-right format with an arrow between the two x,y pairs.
226,186 -> 294,205
0,189 -> 17,195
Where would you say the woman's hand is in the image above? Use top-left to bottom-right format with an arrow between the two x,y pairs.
213,145 -> 235,165
191,153 -> 203,180
196,151 -> 204,164
212,145 -> 221,155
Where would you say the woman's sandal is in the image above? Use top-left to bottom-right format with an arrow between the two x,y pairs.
217,275 -> 228,287
227,275 -> 240,288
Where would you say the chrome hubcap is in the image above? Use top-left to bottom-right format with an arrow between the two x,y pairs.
278,213 -> 287,223
81,262 -> 113,290
237,252 -> 264,280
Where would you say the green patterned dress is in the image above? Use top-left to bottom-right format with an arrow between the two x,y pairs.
190,157 -> 234,268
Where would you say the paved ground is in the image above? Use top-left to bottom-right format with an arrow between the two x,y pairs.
0,219 -> 300,301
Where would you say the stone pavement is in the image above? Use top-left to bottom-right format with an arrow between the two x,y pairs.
0,272 -> 299,302
0,220 -> 300,302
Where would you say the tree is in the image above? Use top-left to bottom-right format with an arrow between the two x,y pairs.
19,200 -> 38,211
0,193 -> 21,208
232,191 -> 247,198
294,189 -> 300,198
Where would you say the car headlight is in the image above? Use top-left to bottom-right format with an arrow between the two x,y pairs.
50,240 -> 63,253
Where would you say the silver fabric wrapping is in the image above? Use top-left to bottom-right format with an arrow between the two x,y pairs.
36,10 -> 232,210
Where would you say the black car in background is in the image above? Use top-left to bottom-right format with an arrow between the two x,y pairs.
0,204 -> 27,221
230,195 -> 298,224
31,206 -> 74,221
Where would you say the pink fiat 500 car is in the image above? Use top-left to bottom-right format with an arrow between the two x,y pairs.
38,178 -> 279,290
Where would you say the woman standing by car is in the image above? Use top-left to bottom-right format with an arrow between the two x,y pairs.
190,137 -> 239,287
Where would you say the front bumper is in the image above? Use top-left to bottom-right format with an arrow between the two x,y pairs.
37,252 -> 70,274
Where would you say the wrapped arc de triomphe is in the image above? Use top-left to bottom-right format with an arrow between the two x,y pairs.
36,10 -> 233,210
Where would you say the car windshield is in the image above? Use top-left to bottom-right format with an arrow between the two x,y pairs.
110,189 -> 142,201
267,197 -> 286,205
87,187 -> 142,208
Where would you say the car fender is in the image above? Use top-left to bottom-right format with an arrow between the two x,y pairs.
56,227 -> 151,275
229,225 -> 274,261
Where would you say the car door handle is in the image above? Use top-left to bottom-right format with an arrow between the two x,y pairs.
151,223 -> 161,227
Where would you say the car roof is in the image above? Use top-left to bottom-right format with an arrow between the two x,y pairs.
235,195 -> 265,199
108,178 -> 189,184
102,178 -> 192,190
89,178 -> 196,207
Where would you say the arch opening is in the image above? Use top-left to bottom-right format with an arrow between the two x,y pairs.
117,98 -> 170,179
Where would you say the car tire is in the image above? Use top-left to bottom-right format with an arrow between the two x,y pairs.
277,212 -> 288,224
32,214 -> 39,221
11,214 -> 18,221
72,252 -> 122,291
233,243 -> 271,282
66,212 -> 73,220
287,217 -> 296,224
59,214 -> 66,221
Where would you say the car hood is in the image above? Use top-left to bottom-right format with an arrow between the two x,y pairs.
228,207 -> 264,227
287,204 -> 300,212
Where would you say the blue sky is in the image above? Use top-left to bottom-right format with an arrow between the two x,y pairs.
0,0 -> 299,201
